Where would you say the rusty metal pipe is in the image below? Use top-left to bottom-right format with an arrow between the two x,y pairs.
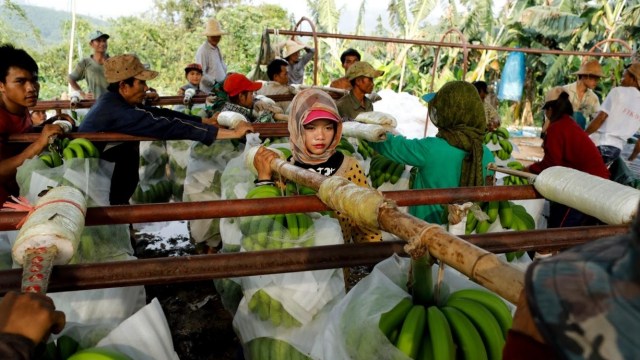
268,30 -> 633,59
7,123 -> 290,143
0,186 -> 541,230
0,224 -> 626,295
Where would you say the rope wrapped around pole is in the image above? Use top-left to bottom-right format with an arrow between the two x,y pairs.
269,158 -> 524,303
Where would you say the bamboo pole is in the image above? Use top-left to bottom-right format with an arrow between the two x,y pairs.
268,158 -> 525,302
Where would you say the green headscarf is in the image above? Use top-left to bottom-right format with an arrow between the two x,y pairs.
429,81 -> 487,187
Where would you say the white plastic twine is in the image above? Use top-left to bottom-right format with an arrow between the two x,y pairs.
534,166 -> 640,225
341,121 -> 388,142
11,186 -> 87,266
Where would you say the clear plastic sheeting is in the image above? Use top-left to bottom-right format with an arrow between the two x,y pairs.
535,166 -> 640,225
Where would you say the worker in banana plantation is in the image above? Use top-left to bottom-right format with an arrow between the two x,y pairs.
473,80 -> 501,131
369,81 -> 495,225
0,44 -> 69,204
79,54 -> 253,205
255,58 -> 295,113
587,63 -> 640,165
68,30 -> 110,100
336,61 -> 385,120
527,87 -> 609,228
220,72 -> 282,123
281,39 -> 315,85
253,88 -> 381,243
551,59 -> 603,132
503,205 -> 640,360
329,48 -> 361,90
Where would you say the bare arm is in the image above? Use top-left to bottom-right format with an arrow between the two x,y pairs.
67,76 -> 93,100
585,111 -> 608,135
214,121 -> 254,140
629,140 -> 640,161
0,125 -> 63,183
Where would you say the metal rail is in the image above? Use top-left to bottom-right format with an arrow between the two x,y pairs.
0,186 -> 540,230
268,29 -> 633,58
0,224 -> 627,295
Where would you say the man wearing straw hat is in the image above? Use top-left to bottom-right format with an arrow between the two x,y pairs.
587,63 -> 640,165
281,39 -> 315,85
562,59 -> 603,129
196,18 -> 228,93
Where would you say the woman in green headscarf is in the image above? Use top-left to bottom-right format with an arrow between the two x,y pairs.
370,81 -> 495,224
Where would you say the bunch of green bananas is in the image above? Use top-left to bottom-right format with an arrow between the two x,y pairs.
502,161 -> 531,185
39,138 -> 100,167
356,139 -> 375,160
131,180 -> 173,204
368,154 -> 406,188
67,347 -> 132,360
378,288 -> 512,360
247,289 -> 302,328
465,200 -> 535,235
245,336 -> 310,360
240,185 -> 314,250
336,138 -> 356,156
483,127 -> 513,161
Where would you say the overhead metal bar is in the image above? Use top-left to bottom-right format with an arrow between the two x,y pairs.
268,29 -> 633,58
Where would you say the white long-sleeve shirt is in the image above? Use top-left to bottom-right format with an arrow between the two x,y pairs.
195,41 -> 227,91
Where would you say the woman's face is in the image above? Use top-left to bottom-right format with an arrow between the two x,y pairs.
303,119 -> 336,155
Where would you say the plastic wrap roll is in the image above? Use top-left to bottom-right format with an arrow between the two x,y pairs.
317,177 -> 386,229
354,111 -> 398,128
12,186 -> 87,265
217,111 -> 248,129
342,121 -> 388,142
534,166 -> 640,225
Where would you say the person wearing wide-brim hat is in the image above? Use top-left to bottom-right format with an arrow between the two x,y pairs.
68,30 -> 111,100
335,61 -> 384,120
280,39 -> 315,85
503,201 -> 640,359
586,63 -> 640,165
79,54 -> 253,205
561,59 -> 604,130
195,18 -> 228,92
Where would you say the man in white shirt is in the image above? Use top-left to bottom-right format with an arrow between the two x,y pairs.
586,63 -> 640,164
195,19 -> 227,93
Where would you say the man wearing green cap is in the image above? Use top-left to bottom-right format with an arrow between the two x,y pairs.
336,61 -> 384,120
68,30 -> 110,100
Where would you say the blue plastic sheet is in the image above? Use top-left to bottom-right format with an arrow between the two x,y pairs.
498,51 -> 525,101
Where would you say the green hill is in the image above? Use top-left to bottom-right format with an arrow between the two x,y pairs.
0,3 -> 107,49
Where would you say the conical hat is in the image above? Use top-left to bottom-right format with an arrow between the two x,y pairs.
282,40 -> 306,59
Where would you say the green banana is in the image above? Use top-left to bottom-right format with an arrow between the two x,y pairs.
57,334 -> 80,359
506,161 -> 524,170
475,220 -> 491,234
426,305 -> 455,360
247,185 -> 280,199
255,216 -> 273,247
389,161 -> 405,185
286,212 -> 299,239
40,154 -> 54,167
411,256 -> 433,306
50,150 -> 63,167
465,210 -> 477,235
446,298 -> 505,360
498,201 -> 513,229
485,201 -> 499,223
495,127 -> 510,139
441,306 -> 488,360
357,139 -> 370,159
417,329 -> 434,360
378,297 -> 413,340
67,143 -> 86,158
269,297 -> 283,327
505,252 -> 516,262
67,347 -> 132,360
68,138 -> 99,158
256,289 -> 271,321
483,132 -> 492,144
446,289 -> 513,339
338,138 -> 356,154
395,305 -> 427,359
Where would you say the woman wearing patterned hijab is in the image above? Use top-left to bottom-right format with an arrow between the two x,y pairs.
370,81 -> 495,224
253,89 -> 381,243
